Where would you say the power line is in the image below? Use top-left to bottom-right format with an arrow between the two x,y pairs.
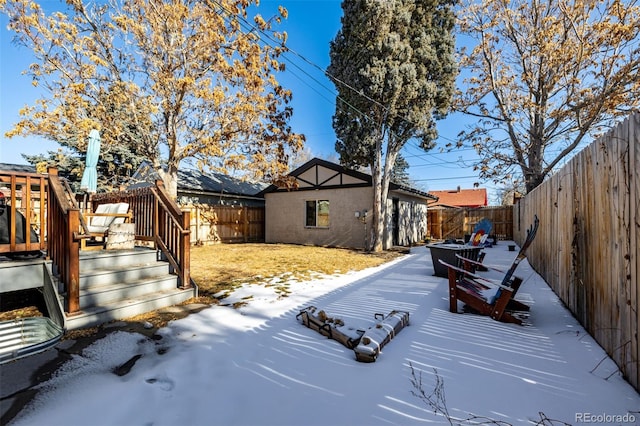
210,0 -> 462,146
209,0 -> 378,127
207,1 -> 493,188
412,175 -> 479,182
403,146 -> 478,157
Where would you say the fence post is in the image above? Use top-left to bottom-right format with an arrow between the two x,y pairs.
243,206 -> 249,242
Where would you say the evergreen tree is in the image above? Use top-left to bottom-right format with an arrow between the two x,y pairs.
390,154 -> 411,186
328,0 -> 456,251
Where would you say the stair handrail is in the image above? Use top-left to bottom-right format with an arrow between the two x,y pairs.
150,179 -> 191,289
60,178 -> 91,238
91,179 -> 191,289
46,167 -> 82,314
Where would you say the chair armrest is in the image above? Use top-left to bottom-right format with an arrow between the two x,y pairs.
455,254 -> 505,274
438,259 -> 514,291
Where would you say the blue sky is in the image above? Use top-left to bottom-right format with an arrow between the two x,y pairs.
0,0 -> 492,200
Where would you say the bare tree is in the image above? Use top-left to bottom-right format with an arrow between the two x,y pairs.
3,0 -> 304,197
455,0 -> 640,192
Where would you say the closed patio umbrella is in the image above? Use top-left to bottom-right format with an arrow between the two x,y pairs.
80,129 -> 101,194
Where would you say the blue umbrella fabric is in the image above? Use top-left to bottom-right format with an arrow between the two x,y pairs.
80,129 -> 101,193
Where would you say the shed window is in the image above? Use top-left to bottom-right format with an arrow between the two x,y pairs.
306,200 -> 329,227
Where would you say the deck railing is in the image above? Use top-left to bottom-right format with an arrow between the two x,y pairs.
92,180 -> 191,288
0,169 -> 48,254
1,166 -> 191,313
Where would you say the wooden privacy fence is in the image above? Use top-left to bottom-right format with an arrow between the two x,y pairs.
185,205 -> 265,244
515,112 -> 639,392
427,206 -> 513,241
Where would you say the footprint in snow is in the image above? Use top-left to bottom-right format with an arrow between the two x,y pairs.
145,376 -> 175,391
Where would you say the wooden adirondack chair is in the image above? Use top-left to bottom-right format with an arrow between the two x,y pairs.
440,215 -> 539,325
440,260 -> 526,324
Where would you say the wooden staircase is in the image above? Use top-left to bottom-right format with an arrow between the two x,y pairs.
1,168 -> 195,362
58,248 -> 196,330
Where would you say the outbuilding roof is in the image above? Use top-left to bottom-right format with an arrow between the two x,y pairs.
259,158 -> 438,201
0,163 -> 37,173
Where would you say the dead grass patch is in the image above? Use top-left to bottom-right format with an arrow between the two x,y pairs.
1,244 -> 405,333
190,243 -> 404,300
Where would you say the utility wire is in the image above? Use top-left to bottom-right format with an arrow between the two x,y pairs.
412,175 -> 479,182
209,0 -> 459,142
208,0 -> 484,183
208,0 -> 377,125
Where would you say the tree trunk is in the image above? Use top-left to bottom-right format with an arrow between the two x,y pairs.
524,172 -> 545,193
525,131 -> 545,193
156,166 -> 179,199
370,129 -> 401,252
370,141 -> 384,252
381,147 -> 398,243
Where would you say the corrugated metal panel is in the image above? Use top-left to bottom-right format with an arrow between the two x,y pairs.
0,317 -> 63,364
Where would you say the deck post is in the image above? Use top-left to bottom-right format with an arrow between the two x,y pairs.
180,209 -> 191,289
67,208 -> 81,314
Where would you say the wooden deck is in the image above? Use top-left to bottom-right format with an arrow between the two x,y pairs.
0,167 -> 195,333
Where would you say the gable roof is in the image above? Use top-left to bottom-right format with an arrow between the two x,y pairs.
259,158 -> 437,201
129,162 -> 267,198
429,188 -> 487,208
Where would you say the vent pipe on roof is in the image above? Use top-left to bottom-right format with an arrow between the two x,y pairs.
457,186 -> 461,192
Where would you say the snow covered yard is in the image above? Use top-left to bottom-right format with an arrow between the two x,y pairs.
10,243 -> 640,425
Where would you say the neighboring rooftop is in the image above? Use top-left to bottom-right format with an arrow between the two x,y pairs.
177,168 -> 267,197
0,163 -> 37,174
129,162 -> 267,198
429,187 -> 488,208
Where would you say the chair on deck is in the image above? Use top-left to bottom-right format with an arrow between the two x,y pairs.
81,202 -> 132,249
440,215 -> 539,325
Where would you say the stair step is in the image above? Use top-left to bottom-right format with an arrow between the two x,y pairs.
79,248 -> 158,271
80,263 -> 170,289
64,287 -> 195,330
55,247 -> 198,330
77,275 -> 179,309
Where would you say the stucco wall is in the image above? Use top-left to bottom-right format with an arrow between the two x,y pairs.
386,193 -> 428,247
406,200 -> 428,244
265,187 -> 373,249
266,187 -> 429,249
